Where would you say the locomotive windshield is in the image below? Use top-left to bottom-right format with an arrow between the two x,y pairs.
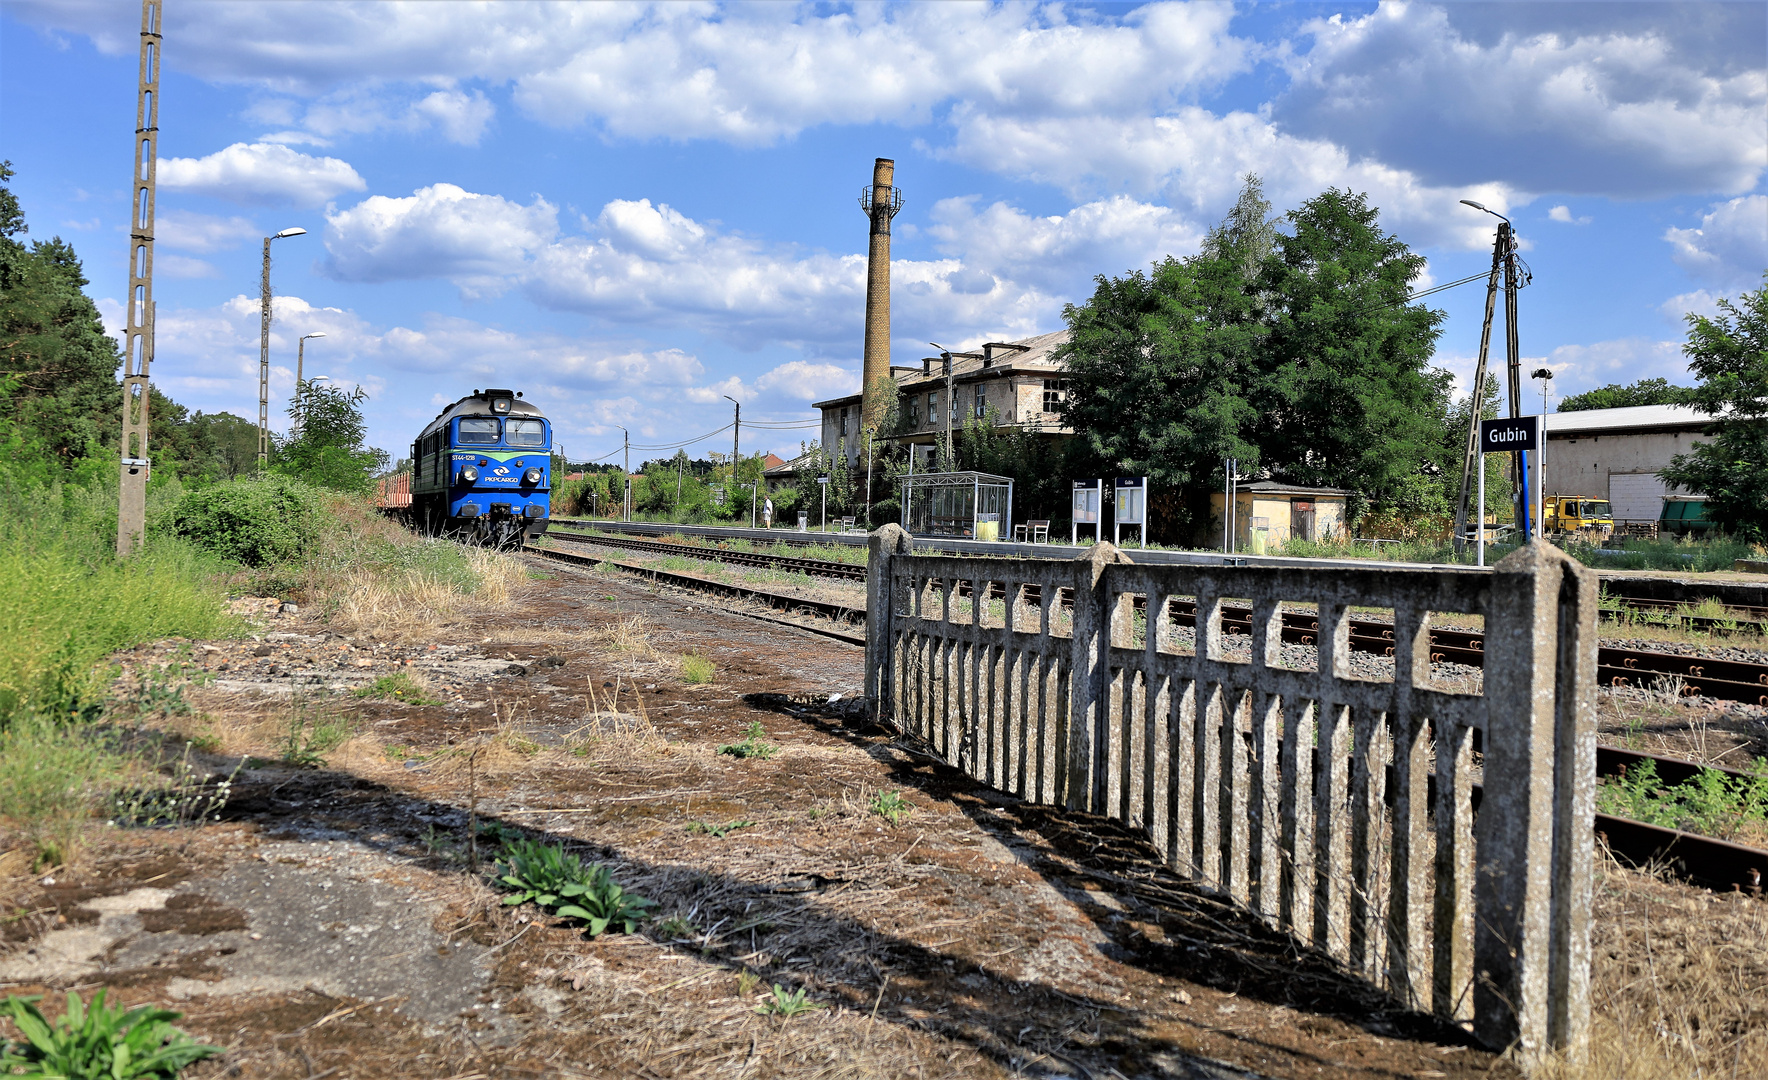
506,418 -> 546,447
458,418 -> 499,444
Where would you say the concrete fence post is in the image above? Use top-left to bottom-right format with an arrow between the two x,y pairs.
866,524 -> 913,718
1065,542 -> 1132,813
1475,541 -> 1595,1065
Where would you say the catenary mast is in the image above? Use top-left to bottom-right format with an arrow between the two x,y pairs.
117,0 -> 162,555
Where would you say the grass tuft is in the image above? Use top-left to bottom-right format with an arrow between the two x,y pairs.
716,722 -> 777,760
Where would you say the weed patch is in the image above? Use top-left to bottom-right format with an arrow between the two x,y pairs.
870,790 -> 914,825
717,722 -> 777,761
108,747 -> 238,830
280,700 -> 357,768
680,653 -> 715,685
753,983 -> 824,1018
353,672 -> 442,706
1597,758 -> 1768,842
492,838 -> 656,936
0,990 -> 221,1078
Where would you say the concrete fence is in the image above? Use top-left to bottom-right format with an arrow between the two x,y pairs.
864,524 -> 1596,1065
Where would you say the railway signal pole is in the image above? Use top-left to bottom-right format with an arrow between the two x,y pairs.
117,0 -> 162,556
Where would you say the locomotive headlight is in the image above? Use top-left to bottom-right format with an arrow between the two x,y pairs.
460,465 -> 479,482
522,467 -> 542,486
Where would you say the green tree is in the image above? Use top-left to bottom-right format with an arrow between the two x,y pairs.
1557,377 -> 1697,412
1658,275 -> 1768,541
0,162 -> 125,472
1257,188 -> 1451,519
272,381 -> 388,494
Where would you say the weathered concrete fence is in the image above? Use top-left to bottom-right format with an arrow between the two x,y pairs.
864,524 -> 1596,1065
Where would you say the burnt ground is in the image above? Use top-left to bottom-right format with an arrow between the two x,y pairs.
7,561 -> 1546,1079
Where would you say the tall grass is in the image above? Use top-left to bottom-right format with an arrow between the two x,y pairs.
0,476 -> 233,730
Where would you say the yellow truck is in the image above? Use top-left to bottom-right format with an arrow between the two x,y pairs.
1543,495 -> 1614,539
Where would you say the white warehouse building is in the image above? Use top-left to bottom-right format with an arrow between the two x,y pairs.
1542,404 -> 1714,525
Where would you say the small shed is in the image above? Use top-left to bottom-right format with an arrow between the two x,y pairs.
901,471 -> 1014,540
1206,481 -> 1350,552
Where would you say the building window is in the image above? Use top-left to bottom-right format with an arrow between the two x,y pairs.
839,407 -> 849,437
973,385 -> 986,419
927,391 -> 938,423
1043,378 -> 1069,413
907,394 -> 920,428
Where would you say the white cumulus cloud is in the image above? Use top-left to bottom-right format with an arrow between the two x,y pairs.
156,209 -> 261,253
1548,205 -> 1592,225
159,142 -> 367,207
1663,195 -> 1768,290
323,184 -> 558,296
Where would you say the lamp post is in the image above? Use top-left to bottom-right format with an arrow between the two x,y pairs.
1532,366 -> 1554,537
1452,198 -> 1526,548
294,332 -> 325,432
259,226 -> 307,468
722,393 -> 740,494
817,476 -> 829,532
930,342 -> 953,470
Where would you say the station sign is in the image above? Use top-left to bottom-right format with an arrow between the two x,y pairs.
1479,415 -> 1541,453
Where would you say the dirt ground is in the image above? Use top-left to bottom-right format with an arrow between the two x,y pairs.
1,560 -> 1761,1078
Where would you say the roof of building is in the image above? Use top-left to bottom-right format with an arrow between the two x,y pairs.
1544,404 -> 1716,435
1233,481 -> 1354,498
812,329 -> 1071,410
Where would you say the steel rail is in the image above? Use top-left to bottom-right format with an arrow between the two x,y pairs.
524,543 -> 865,646
546,528 -> 864,580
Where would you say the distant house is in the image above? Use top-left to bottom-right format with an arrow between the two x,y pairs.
1206,482 -> 1351,550
1542,405 -> 1716,524
812,330 -> 1072,465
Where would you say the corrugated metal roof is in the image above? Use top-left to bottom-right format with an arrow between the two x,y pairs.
1545,404 -> 1714,434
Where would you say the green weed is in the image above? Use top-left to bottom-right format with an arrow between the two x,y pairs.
655,915 -> 698,940
0,990 -> 222,1078
717,722 -> 777,760
280,702 -> 355,768
0,718 -> 123,868
686,820 -> 753,838
680,654 -> 716,685
1597,758 -> 1768,841
492,838 -> 656,936
753,983 -> 824,1018
352,672 -> 442,706
870,790 -> 914,825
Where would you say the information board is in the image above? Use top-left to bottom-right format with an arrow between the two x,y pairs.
1480,415 -> 1541,453
1114,477 -> 1146,524
1072,481 -> 1102,523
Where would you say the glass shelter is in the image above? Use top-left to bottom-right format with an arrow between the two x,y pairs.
900,471 -> 1014,540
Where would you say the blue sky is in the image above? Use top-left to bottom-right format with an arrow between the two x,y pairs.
3,1 -> 1763,465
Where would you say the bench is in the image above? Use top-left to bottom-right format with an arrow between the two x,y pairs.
1013,520 -> 1051,543
838,516 -> 857,533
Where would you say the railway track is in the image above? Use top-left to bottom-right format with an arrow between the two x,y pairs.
548,529 -> 1768,707
530,533 -> 1768,893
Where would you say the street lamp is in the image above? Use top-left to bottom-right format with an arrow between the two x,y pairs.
722,394 -> 740,485
259,226 -> 307,468
1532,367 -> 1554,538
294,332 -> 325,433
1458,198 -> 1509,223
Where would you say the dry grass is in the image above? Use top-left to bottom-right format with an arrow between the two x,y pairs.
1541,851 -> 1768,1079
317,546 -> 526,641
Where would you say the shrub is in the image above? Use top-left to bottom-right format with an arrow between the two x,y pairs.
680,653 -> 715,684
164,475 -> 324,566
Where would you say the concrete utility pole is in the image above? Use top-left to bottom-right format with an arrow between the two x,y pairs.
723,393 -> 740,492
258,226 -> 306,468
620,426 -> 630,521
858,157 -> 902,432
117,0 -> 161,556
1451,201 -> 1527,555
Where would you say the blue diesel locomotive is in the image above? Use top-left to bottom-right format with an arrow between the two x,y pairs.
411,388 -> 551,547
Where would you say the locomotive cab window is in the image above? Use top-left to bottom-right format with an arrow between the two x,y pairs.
506,418 -> 547,447
458,418 -> 499,445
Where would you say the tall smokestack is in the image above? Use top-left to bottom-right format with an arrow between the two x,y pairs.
859,157 -> 901,432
